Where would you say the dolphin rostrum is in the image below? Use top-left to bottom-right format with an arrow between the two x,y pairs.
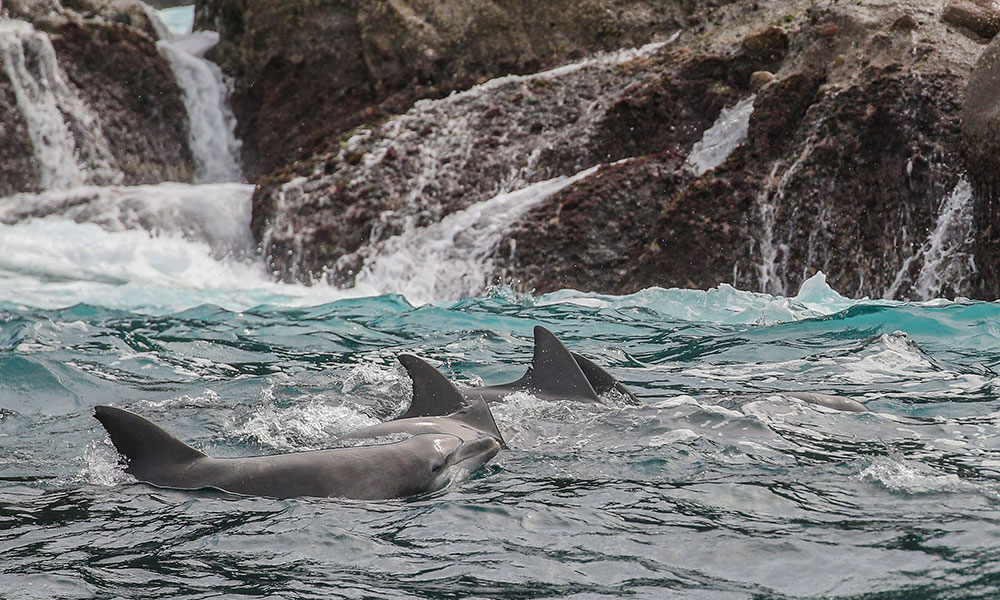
398,326 -> 637,406
93,405 -> 501,500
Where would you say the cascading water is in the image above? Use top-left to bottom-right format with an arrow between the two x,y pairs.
156,31 -> 242,183
0,19 -> 123,191
351,166 -> 600,303
888,177 -> 978,300
686,95 -> 756,176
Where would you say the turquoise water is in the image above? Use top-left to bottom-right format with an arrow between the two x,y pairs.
3,266 -> 1000,598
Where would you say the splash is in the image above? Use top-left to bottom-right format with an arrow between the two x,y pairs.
686,95 -> 756,175
0,182 -> 255,258
912,178 -> 977,300
351,166 -> 600,304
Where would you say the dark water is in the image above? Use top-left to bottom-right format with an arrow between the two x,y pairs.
3,281 -> 1000,599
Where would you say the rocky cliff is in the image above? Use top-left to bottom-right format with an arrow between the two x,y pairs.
0,0 -> 193,195
238,0 -> 1000,300
195,0 -> 716,181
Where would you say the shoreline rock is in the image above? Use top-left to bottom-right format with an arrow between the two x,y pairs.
0,0 -> 194,194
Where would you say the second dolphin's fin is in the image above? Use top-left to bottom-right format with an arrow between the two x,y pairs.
449,397 -> 508,449
397,354 -> 468,419
513,326 -> 600,403
571,352 -> 639,404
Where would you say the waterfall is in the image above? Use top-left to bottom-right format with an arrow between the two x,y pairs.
350,166 -> 600,303
0,19 -> 123,191
686,95 -> 756,175
156,31 -> 242,183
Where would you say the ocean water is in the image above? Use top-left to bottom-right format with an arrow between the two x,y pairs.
4,8 -> 1000,599
2,209 -> 1000,599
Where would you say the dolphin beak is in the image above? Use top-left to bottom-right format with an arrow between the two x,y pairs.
454,436 -> 501,468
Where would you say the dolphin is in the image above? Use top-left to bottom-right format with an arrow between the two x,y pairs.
783,391 -> 869,413
399,326 -> 637,405
345,354 -> 508,448
93,405 -> 500,500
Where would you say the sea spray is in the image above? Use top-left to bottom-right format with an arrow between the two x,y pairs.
0,182 -> 255,259
351,166 -> 600,304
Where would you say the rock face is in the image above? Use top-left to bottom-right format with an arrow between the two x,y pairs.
964,34 -> 1000,298
615,1 -> 979,299
502,0 -> 990,300
233,0 -> 1000,300
195,0 -> 708,180
0,0 -> 193,195
250,42 -> 676,285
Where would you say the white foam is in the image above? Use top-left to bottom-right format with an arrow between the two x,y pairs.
859,456 -> 979,496
648,429 -> 699,446
0,216 -> 360,313
234,401 -> 380,452
0,182 -> 256,258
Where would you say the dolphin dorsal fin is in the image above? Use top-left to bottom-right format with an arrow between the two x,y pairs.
571,351 -> 639,404
450,397 -> 508,449
94,405 -> 206,481
518,326 -> 600,402
397,354 -> 467,419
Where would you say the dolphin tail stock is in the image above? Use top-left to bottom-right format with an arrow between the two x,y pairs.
514,326 -> 600,403
450,397 -> 508,449
93,405 -> 206,483
570,352 -> 639,404
396,354 -> 469,419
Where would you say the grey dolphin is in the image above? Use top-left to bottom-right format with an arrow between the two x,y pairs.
93,405 -> 500,500
400,326 -> 637,405
783,391 -> 869,413
343,356 -> 507,448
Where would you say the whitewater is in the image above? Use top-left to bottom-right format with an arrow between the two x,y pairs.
3,7 -> 1000,600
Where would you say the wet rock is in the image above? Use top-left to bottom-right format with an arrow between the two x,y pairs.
942,0 -> 1000,40
624,1 -> 978,299
244,0 -> 994,301
196,0 -> 692,180
250,43 -> 672,285
0,1 -> 194,194
51,20 -> 194,184
750,70 -> 776,91
0,81 -> 39,197
964,34 -> 1000,297
741,26 -> 790,63
497,154 -> 688,293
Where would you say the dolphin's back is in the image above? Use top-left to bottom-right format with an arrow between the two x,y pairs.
94,405 -> 207,485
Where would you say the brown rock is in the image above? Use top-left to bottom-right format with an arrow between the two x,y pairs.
964,34 -> 1000,296
741,26 -> 789,63
197,0 -> 690,180
942,0 -> 1000,40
